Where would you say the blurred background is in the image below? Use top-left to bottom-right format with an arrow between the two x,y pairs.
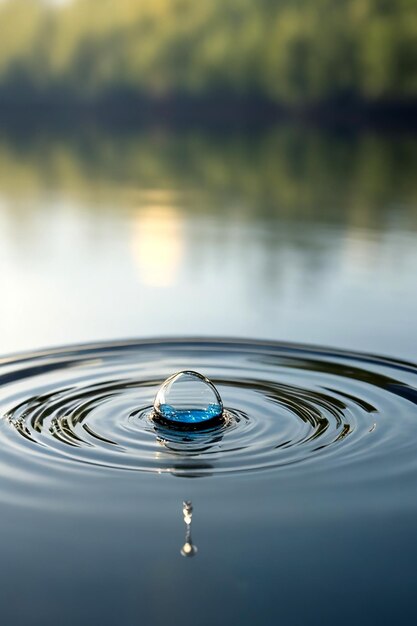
0,0 -> 416,359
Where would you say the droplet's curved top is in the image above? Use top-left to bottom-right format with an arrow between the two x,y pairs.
153,370 -> 223,427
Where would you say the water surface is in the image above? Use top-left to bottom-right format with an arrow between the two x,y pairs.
0,126 -> 416,626
0,126 -> 416,358
0,338 -> 417,626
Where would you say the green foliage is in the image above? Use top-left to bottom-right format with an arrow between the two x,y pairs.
0,0 -> 415,104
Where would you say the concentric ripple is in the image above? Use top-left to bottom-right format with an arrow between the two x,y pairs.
0,339 -> 417,478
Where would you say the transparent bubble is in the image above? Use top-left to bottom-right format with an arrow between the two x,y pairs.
153,370 -> 223,426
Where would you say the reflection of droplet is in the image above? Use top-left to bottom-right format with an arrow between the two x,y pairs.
181,542 -> 197,557
183,500 -> 192,525
153,371 -> 223,427
181,501 -> 197,558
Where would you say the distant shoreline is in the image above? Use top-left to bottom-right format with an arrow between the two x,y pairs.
0,93 -> 416,131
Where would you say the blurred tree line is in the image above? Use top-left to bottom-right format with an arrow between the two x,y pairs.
0,0 -> 415,107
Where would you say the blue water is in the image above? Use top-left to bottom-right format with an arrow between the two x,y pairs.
156,403 -> 223,424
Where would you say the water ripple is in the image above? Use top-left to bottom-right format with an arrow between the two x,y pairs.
0,339 -> 416,479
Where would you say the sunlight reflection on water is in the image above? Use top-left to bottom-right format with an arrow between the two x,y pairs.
0,126 -> 416,358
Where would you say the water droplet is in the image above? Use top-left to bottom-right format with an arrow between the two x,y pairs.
181,501 -> 197,557
153,370 -> 223,427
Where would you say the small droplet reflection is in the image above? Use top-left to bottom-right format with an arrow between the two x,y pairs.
181,501 -> 197,558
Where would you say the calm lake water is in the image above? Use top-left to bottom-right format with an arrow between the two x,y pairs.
0,126 -> 416,358
0,125 -> 416,626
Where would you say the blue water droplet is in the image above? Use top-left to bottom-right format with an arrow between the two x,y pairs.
153,371 -> 223,426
